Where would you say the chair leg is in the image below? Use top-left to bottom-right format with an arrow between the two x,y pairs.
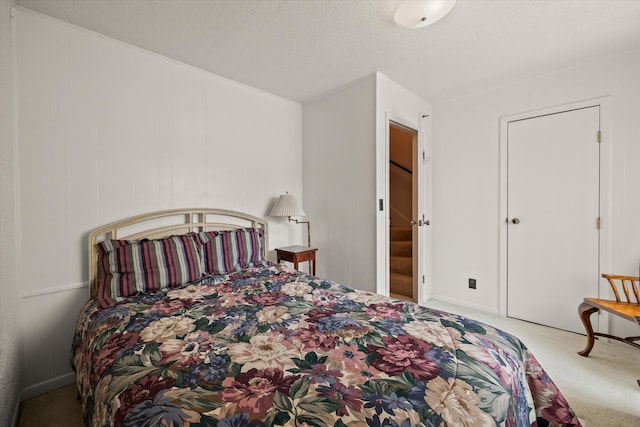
578,303 -> 599,357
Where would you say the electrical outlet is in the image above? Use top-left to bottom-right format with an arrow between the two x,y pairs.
468,278 -> 477,289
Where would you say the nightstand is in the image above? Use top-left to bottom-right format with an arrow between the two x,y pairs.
275,245 -> 318,275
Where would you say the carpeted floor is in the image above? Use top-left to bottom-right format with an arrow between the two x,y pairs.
18,382 -> 83,427
18,299 -> 640,426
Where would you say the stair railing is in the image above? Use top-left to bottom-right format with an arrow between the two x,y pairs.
389,161 -> 413,229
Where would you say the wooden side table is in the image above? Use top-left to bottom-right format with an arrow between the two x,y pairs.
275,245 -> 318,275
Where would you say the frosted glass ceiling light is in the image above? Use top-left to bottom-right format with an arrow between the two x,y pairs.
394,0 -> 457,29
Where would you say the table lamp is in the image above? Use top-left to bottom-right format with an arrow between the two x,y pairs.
269,193 -> 311,247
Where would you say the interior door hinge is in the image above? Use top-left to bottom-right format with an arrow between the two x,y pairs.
597,217 -> 601,229
597,130 -> 602,143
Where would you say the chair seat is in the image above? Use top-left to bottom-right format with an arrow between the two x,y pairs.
583,297 -> 640,323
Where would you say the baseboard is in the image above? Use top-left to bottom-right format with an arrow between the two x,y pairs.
426,296 -> 501,316
21,372 -> 75,401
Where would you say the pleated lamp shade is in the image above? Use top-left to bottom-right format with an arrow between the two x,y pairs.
270,194 -> 305,218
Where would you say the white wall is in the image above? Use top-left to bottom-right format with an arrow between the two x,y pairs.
302,73 -> 431,298
0,2 -> 20,425
15,8 -> 303,398
376,73 -> 432,302
302,75 -> 377,290
432,48 -> 640,335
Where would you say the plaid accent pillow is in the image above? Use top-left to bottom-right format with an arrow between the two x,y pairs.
96,233 -> 203,307
198,227 -> 266,274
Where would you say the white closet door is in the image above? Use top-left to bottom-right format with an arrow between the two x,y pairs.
507,106 -> 600,334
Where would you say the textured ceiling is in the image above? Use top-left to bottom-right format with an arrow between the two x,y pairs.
14,0 -> 640,103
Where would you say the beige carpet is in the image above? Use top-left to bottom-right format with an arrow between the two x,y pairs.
18,300 -> 640,426
18,382 -> 83,427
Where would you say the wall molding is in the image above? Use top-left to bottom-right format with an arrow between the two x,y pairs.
20,372 -> 75,401
19,282 -> 88,299
427,295 -> 500,316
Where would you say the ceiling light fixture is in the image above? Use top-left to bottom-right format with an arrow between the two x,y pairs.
394,0 -> 457,29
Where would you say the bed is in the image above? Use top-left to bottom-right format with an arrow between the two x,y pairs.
72,208 -> 581,427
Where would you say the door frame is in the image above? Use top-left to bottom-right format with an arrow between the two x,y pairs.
498,97 -> 612,332
379,112 -> 430,304
388,120 -> 419,300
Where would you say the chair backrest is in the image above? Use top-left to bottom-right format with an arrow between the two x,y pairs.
602,274 -> 640,303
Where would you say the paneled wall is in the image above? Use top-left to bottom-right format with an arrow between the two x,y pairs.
432,48 -> 640,337
1,2 -> 20,425
15,8 -> 303,398
302,73 -> 431,299
302,75 -> 377,291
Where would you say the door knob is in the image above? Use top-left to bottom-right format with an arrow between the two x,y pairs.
510,218 -> 520,224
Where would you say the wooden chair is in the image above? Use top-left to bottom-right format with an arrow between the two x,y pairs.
578,274 -> 640,357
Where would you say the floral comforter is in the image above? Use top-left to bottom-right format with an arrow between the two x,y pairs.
72,264 -> 581,427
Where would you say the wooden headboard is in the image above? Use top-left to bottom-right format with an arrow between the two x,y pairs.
88,208 -> 269,297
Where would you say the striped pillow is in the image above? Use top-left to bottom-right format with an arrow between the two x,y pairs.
198,227 -> 266,274
96,233 -> 203,306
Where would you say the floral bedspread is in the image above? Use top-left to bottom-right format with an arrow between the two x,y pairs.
72,264 -> 581,427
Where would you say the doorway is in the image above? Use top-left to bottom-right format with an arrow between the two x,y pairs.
389,122 -> 418,301
501,103 -> 605,334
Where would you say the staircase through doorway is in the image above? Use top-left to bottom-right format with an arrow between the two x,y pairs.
390,227 -> 414,301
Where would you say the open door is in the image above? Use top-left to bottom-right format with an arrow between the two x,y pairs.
389,122 -> 418,301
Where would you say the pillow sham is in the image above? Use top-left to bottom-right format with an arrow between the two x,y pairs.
96,233 -> 203,307
198,227 -> 266,274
